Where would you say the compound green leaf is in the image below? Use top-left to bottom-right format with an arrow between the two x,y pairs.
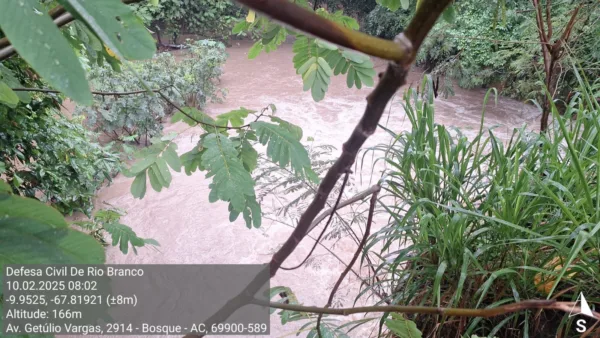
103,222 -> 157,255
270,116 -> 303,141
181,143 -> 206,175
201,134 -> 256,212
216,107 -> 254,128
58,0 -> 156,60
251,121 -> 316,182
0,0 -> 92,104
240,140 -> 259,172
130,171 -> 147,199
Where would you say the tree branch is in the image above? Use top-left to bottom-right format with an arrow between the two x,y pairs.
307,184 -> 381,234
281,172 -> 351,271
235,0 -> 410,63
183,2 -> 452,336
316,188 -> 379,337
11,87 -> 166,96
252,299 -> 600,320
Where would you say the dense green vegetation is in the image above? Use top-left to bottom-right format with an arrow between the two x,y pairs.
1,0 -> 599,337
364,0 -> 600,106
75,40 -> 227,144
367,76 -> 600,336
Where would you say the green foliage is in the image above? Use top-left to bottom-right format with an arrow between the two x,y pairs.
0,0 -> 155,104
363,75 -> 600,336
385,314 -> 422,338
58,0 -> 156,61
129,105 -> 316,229
369,0 -> 600,103
364,5 -> 412,39
133,0 -> 242,43
73,208 -> 159,254
234,6 -> 376,101
0,0 -> 92,104
0,94 -> 121,215
0,191 -> 106,284
126,134 -> 181,199
251,121 -> 318,182
75,40 -> 227,143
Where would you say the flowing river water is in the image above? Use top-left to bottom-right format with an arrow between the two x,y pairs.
77,41 -> 540,337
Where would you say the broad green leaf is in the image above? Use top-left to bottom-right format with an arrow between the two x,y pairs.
0,81 -> 19,108
0,0 -> 92,104
163,143 -> 182,172
0,196 -> 105,286
248,41 -> 263,59
0,217 -> 105,265
251,122 -> 317,182
150,0 -> 159,5
443,5 -> 457,24
0,65 -> 30,103
0,193 -> 67,228
103,222 -> 157,255
131,171 -> 147,199
129,156 -> 157,175
377,0 -> 403,12
147,164 -> 163,192
385,313 -> 422,338
201,133 -> 256,212
232,20 -> 249,34
58,0 -> 156,60
216,107 -> 254,128
155,157 -> 172,185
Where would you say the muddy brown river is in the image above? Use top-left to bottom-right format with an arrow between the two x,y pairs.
82,41 -> 539,337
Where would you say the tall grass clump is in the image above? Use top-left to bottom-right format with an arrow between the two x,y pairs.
365,72 -> 600,337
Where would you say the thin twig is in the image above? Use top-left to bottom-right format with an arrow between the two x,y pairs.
281,171 -> 351,271
11,87 -> 166,96
307,184 -> 381,234
316,187 -> 379,337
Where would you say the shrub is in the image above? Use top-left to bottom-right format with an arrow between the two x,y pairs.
364,76 -> 600,337
75,40 -> 227,144
134,0 -> 242,44
363,5 -> 411,40
0,96 -> 121,216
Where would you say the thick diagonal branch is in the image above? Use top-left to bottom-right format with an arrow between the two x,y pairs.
183,2 -> 452,336
236,0 -> 410,63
